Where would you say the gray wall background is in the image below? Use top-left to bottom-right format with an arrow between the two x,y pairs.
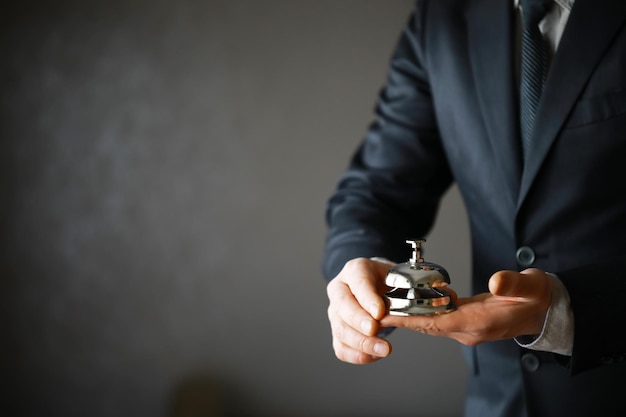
1,1 -> 471,416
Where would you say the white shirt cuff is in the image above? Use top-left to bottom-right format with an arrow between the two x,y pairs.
515,273 -> 574,356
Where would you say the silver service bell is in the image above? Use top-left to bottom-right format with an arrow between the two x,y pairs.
385,239 -> 456,316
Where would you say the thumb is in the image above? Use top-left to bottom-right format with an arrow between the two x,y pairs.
488,269 -> 550,299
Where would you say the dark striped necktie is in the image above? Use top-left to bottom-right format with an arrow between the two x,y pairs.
520,0 -> 552,159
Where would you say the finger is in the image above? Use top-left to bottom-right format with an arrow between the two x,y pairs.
332,337 -> 389,364
328,307 -> 392,362
488,269 -> 550,299
327,284 -> 378,339
337,258 -> 392,320
327,258 -> 393,341
380,312 -> 436,332
436,285 -> 459,304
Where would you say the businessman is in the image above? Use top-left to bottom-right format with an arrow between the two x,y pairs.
322,0 -> 626,416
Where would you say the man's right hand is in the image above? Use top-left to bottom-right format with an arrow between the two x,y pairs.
326,258 -> 394,364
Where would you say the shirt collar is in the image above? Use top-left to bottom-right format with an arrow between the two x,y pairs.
555,0 -> 574,11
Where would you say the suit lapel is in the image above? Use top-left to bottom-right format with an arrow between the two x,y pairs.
466,0 -> 522,207
518,0 -> 626,207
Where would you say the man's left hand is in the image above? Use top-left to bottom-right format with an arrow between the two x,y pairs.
380,268 -> 552,345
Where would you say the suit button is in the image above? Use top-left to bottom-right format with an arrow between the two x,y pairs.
516,246 -> 536,267
521,353 -> 540,372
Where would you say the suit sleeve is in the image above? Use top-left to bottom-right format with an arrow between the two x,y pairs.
321,1 -> 454,280
554,258 -> 626,375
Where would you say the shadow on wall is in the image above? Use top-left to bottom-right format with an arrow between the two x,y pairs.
169,376 -> 224,417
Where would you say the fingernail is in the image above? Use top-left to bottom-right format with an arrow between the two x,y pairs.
361,319 -> 373,334
369,303 -> 381,318
374,342 -> 389,356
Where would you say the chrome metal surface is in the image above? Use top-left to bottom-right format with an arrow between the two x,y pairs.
385,239 -> 456,316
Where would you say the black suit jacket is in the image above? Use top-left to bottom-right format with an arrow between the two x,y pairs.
323,0 -> 626,416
